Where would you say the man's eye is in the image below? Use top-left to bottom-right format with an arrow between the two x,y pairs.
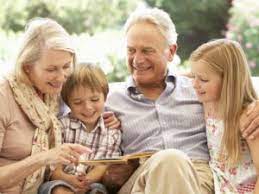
143,49 -> 154,54
127,49 -> 135,54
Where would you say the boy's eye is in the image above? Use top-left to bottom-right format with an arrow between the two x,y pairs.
91,98 -> 99,102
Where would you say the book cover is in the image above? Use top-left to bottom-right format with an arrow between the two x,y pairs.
79,151 -> 155,165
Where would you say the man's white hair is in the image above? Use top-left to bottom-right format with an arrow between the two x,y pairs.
124,7 -> 178,45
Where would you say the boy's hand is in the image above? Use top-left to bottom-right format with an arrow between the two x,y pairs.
66,174 -> 89,191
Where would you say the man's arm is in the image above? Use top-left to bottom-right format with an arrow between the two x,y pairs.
246,137 -> 259,194
240,101 -> 259,139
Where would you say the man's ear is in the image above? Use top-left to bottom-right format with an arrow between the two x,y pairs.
167,44 -> 177,62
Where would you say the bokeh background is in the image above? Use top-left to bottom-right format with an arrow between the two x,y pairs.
0,0 -> 258,81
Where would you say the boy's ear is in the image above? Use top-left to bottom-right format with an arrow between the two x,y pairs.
167,44 -> 177,62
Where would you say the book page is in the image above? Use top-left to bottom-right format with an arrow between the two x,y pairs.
79,151 -> 155,165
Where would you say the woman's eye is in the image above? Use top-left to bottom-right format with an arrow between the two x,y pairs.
201,79 -> 209,82
73,101 -> 82,105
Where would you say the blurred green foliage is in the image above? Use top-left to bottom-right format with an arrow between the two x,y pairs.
146,0 -> 232,60
226,0 -> 259,75
0,0 -> 258,80
0,0 -> 140,34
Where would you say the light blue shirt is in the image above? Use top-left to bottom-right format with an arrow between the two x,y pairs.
106,69 -> 209,161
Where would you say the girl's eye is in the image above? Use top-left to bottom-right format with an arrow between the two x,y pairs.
46,69 -> 55,72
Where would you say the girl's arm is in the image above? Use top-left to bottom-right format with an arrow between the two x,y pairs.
247,136 -> 259,194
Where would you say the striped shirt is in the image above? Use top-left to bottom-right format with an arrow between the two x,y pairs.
106,69 -> 209,161
59,113 -> 122,174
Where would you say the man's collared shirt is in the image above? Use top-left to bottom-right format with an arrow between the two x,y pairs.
106,69 -> 209,161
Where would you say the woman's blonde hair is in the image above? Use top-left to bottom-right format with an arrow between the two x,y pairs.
190,39 -> 257,164
61,62 -> 109,106
15,18 -> 76,84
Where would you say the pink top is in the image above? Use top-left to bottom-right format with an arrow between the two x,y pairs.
0,79 -> 41,194
206,118 -> 256,194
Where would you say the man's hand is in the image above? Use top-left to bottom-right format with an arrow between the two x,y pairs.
240,101 -> 259,139
103,111 -> 121,129
102,160 -> 139,193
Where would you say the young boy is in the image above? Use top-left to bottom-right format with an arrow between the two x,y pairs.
43,63 -> 122,194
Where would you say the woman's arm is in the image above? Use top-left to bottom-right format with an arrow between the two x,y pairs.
247,137 -> 259,194
0,151 -> 47,190
0,144 -> 91,190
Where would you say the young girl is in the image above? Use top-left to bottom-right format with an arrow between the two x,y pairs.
190,39 -> 259,194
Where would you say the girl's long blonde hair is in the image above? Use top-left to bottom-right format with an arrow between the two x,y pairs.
190,39 -> 257,164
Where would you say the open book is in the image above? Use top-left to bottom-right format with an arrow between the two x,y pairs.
79,151 -> 155,165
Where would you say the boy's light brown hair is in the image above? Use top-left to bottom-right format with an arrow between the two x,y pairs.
61,62 -> 109,106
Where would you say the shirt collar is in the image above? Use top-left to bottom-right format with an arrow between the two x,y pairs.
69,113 -> 105,133
126,68 -> 176,95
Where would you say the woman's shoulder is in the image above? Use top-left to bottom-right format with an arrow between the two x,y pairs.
0,78 -> 13,100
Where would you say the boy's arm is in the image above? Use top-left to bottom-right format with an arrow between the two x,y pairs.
51,164 -> 89,191
51,164 -> 74,182
247,138 -> 259,194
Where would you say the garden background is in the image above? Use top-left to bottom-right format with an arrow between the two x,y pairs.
0,0 -> 258,81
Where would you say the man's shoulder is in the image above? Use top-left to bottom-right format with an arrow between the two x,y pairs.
109,82 -> 127,93
174,75 -> 197,98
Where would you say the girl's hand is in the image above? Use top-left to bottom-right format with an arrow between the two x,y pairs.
103,111 -> 121,129
43,143 -> 92,165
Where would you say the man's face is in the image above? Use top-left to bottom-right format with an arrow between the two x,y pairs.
126,22 -> 175,88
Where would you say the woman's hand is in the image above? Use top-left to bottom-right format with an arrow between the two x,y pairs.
103,111 -> 121,129
43,143 -> 92,165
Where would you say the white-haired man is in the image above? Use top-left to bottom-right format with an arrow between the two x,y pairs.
103,7 -> 259,194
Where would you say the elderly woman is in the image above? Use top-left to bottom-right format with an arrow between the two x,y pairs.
0,18 -> 118,194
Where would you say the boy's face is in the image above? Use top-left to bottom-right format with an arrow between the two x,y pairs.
68,86 -> 105,130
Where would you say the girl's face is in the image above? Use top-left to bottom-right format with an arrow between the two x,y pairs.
25,49 -> 73,95
68,86 -> 105,131
191,60 -> 222,104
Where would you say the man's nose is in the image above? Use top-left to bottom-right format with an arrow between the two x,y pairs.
133,51 -> 145,64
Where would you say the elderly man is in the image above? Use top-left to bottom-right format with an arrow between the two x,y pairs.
104,7 -> 259,194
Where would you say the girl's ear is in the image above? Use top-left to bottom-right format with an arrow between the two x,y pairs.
167,44 -> 177,62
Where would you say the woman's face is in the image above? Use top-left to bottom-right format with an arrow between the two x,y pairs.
26,49 -> 73,95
